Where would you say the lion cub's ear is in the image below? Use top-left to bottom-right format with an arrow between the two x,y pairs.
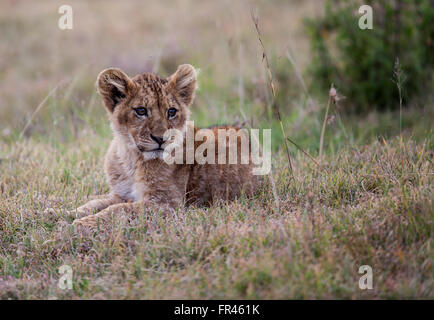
97,68 -> 136,113
168,64 -> 197,106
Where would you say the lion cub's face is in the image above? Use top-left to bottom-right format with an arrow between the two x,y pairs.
97,64 -> 197,159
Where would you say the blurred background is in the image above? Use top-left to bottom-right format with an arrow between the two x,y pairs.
0,0 -> 433,152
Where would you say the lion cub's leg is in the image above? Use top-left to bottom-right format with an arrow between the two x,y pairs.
72,200 -> 174,229
71,194 -> 124,218
72,201 -> 146,229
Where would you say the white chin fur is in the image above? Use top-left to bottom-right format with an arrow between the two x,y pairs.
142,150 -> 164,161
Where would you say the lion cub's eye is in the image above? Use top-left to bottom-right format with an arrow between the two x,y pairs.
134,107 -> 148,117
167,108 -> 177,119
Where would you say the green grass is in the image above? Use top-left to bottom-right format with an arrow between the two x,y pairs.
0,0 -> 433,299
0,103 -> 432,298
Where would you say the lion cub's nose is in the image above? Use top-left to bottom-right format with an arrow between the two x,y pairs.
150,134 -> 165,146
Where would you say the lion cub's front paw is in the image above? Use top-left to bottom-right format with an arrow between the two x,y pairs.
72,215 -> 99,230
68,207 -> 94,219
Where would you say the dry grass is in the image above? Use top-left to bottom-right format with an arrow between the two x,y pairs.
0,136 -> 432,299
0,0 -> 317,130
0,0 -> 433,299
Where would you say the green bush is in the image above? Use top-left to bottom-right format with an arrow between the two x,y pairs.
306,0 -> 434,112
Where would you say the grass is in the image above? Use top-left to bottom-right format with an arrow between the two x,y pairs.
0,0 -> 433,299
1,133 -> 432,299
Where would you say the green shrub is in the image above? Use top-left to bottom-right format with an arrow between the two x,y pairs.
306,0 -> 434,112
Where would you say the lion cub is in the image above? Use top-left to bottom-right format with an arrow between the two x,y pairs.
72,64 -> 258,228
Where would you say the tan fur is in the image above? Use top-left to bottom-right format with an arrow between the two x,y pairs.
72,64 -> 258,229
